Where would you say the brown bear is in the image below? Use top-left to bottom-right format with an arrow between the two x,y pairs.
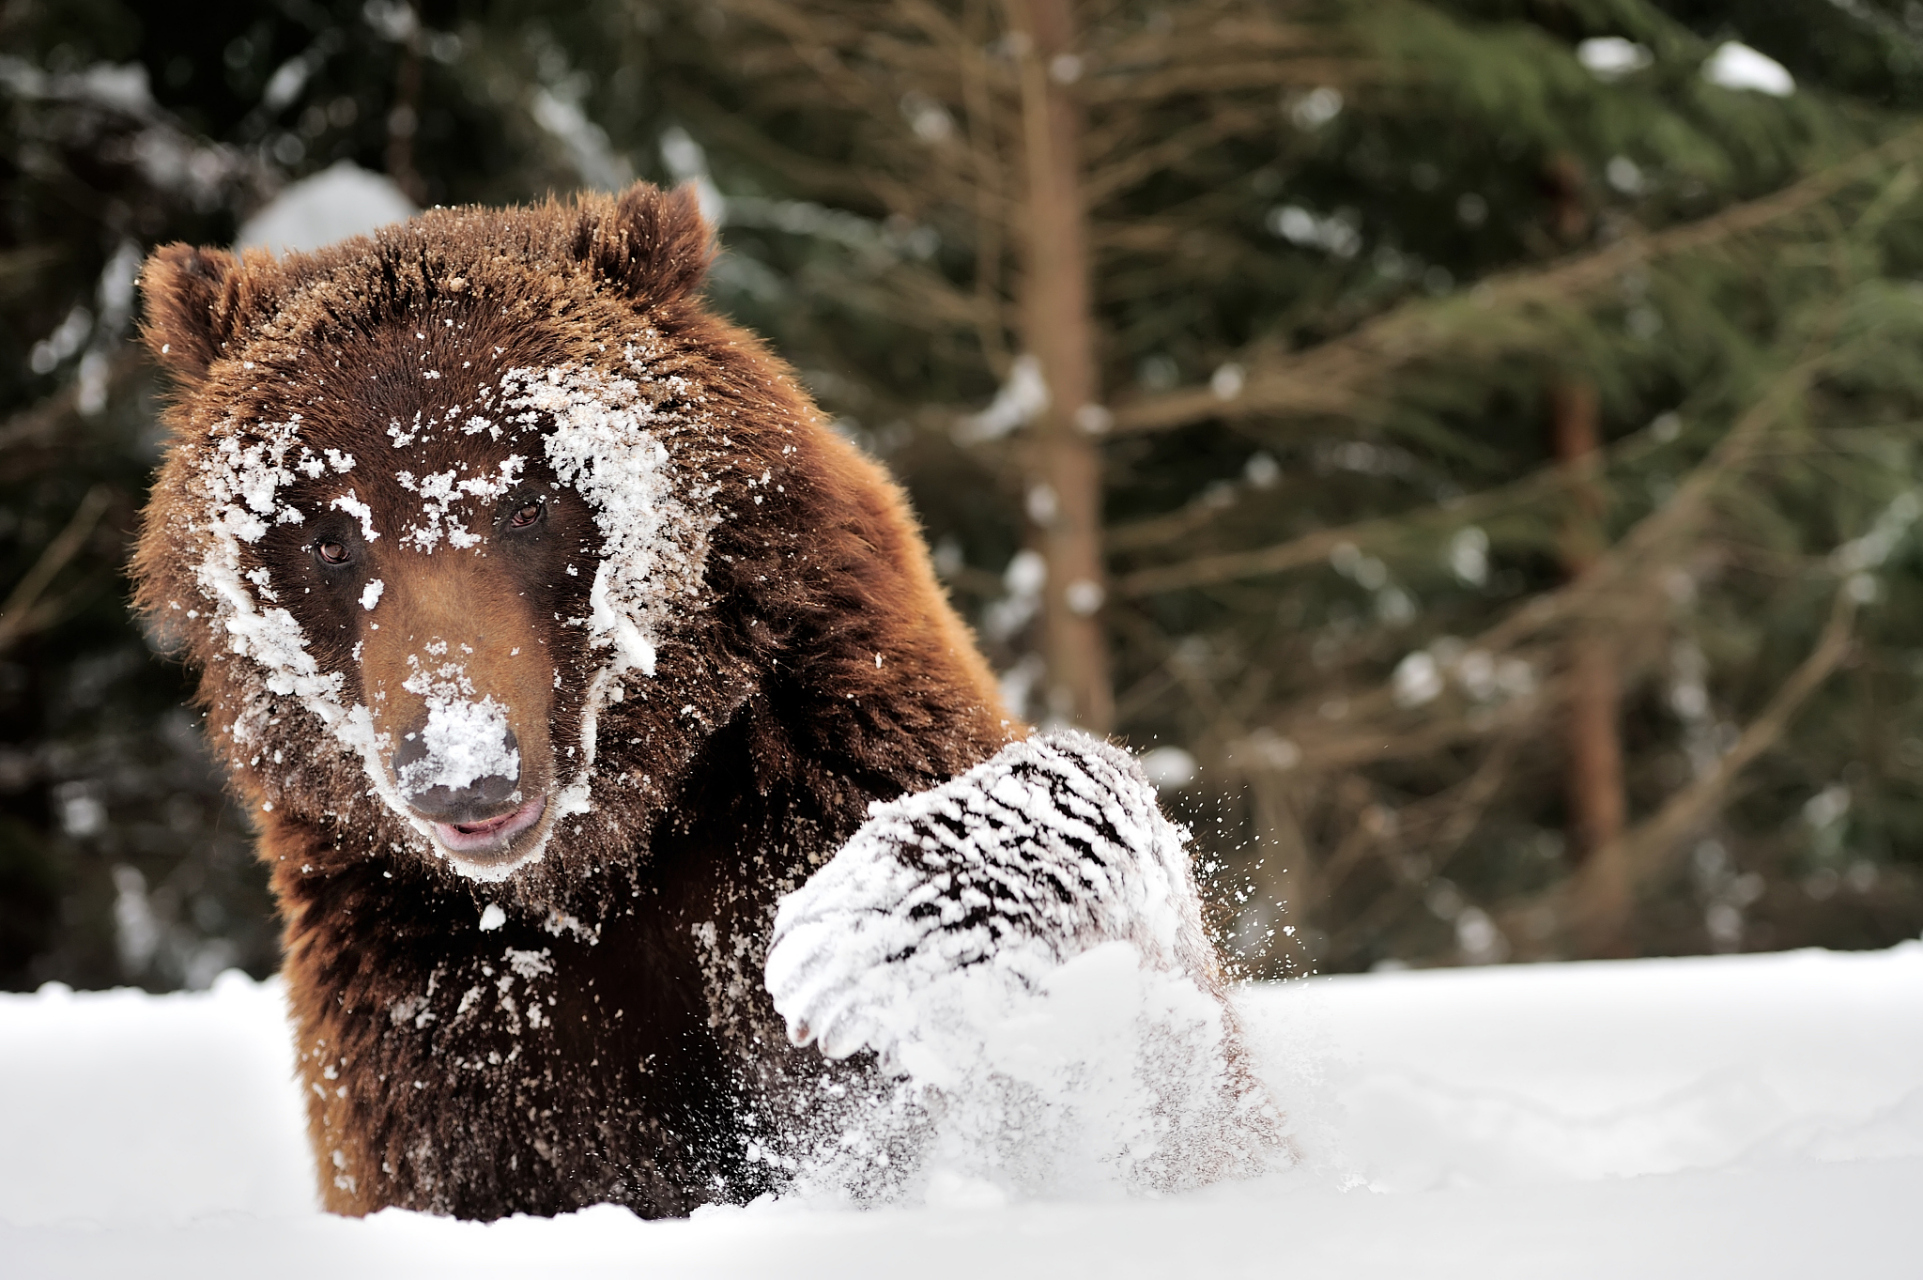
132,182 -> 1280,1220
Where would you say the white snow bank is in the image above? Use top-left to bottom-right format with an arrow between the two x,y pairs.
1282,945 -> 1923,1189
0,970 -> 312,1225
236,161 -> 416,255
5,945 -> 1921,1277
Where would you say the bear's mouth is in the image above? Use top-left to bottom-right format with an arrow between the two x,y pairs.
430,794 -> 548,866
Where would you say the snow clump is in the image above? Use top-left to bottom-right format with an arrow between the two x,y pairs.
500,361 -> 719,682
1702,41 -> 1794,97
397,695 -> 518,798
767,732 -> 1286,1202
1575,37 -> 1652,81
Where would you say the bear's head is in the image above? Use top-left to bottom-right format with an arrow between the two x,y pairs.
134,183 -> 1008,910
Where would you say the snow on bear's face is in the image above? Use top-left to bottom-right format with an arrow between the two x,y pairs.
180,335 -> 720,882
133,187 -> 789,890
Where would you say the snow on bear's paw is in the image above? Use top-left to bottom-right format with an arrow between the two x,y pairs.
768,733 -> 1291,1196
768,732 -> 1207,1065
131,181 -> 1286,1222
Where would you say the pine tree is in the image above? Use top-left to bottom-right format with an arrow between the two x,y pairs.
649,0 -> 1923,970
7,0 -> 1923,987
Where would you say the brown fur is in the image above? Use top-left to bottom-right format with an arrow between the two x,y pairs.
134,183 -> 1017,1218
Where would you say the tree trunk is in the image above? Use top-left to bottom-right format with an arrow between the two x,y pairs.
1250,769 -> 1317,974
1008,0 -> 1112,731
1551,379 -> 1629,954
385,20 -> 426,204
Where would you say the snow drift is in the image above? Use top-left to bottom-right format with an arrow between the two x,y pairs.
5,944 -> 1922,1277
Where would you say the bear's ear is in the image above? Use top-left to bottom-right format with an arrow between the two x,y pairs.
139,243 -> 242,385
578,182 -> 715,307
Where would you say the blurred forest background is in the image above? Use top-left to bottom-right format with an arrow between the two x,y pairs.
6,0 -> 1923,991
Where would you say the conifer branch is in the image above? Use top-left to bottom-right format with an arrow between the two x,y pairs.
0,485 -> 112,657
0,350 -> 141,459
1081,107 -> 1274,206
1108,124 -> 1923,436
1175,354 -> 1823,786
1111,439 -> 1618,585
1077,57 -> 1371,105
1555,581 -> 1859,957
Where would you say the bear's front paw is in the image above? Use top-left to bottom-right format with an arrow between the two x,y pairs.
764,731 -> 1206,1070
761,831 -> 968,1064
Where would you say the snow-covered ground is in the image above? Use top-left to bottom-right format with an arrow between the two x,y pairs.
6,945 -> 1920,1277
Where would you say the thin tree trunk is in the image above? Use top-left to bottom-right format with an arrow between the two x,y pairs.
1553,585 -> 1856,950
1008,0 -> 1112,730
386,20 -> 426,204
1551,379 -> 1629,953
1250,769 -> 1315,972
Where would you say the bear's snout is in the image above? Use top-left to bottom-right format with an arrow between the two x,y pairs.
387,694 -> 550,863
394,715 -> 522,822
346,550 -> 561,871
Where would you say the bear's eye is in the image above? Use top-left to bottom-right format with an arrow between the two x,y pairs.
315,539 -> 351,566
507,499 -> 543,529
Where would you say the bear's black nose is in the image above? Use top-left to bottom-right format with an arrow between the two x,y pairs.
393,719 -> 522,824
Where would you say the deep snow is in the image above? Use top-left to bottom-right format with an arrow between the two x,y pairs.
5,945 -> 1921,1277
